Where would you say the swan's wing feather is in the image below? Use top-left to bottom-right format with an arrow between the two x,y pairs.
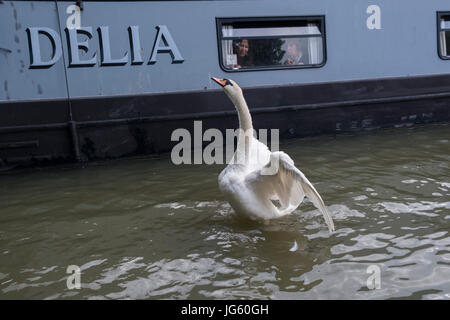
295,173 -> 335,233
249,136 -> 271,171
229,136 -> 270,172
275,152 -> 335,232
245,151 -> 335,233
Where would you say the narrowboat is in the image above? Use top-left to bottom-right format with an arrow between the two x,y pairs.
1,0 -> 450,167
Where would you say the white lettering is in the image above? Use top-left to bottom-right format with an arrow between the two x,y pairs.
366,5 -> 381,30
181,304 -> 215,318
366,265 -> 381,289
171,128 -> 191,165
66,265 -> 81,289
66,5 -> 81,30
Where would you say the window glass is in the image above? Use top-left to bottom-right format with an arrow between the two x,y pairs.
222,25 -> 321,38
442,31 -> 450,56
218,18 -> 326,71
439,14 -> 450,58
441,16 -> 450,29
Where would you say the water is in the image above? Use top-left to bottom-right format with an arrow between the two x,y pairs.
0,123 -> 449,300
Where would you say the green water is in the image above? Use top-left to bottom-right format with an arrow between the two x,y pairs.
0,123 -> 449,299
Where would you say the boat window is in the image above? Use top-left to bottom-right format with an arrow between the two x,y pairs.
438,13 -> 450,59
216,17 -> 326,71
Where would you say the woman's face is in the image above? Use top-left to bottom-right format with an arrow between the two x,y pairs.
238,40 -> 249,57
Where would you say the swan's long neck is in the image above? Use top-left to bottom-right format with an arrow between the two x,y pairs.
233,93 -> 253,132
232,92 -> 253,165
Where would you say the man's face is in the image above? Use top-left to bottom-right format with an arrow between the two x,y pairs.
287,42 -> 299,57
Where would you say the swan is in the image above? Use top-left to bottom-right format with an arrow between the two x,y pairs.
211,77 -> 335,233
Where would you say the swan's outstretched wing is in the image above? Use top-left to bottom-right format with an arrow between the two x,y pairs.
245,151 -> 335,233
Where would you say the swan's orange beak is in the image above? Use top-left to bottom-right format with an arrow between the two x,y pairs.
211,77 -> 227,87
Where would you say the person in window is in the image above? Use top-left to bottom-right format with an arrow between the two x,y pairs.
284,39 -> 307,66
234,39 -> 253,68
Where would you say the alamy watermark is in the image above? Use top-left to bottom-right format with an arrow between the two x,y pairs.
170,121 -> 280,175
66,265 -> 81,290
366,265 -> 381,290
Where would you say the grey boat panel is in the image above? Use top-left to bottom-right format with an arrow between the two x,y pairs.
0,1 -> 69,101
2,0 -> 450,102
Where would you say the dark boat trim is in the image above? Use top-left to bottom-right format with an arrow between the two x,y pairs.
1,90 -> 450,133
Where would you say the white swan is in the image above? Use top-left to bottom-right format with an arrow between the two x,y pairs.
212,77 -> 335,233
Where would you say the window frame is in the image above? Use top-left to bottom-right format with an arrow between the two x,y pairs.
216,16 -> 327,72
437,11 -> 450,60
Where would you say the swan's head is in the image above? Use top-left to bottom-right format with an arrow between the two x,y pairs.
211,77 -> 243,105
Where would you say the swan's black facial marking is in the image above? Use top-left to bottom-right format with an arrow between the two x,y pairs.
211,77 -> 230,88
